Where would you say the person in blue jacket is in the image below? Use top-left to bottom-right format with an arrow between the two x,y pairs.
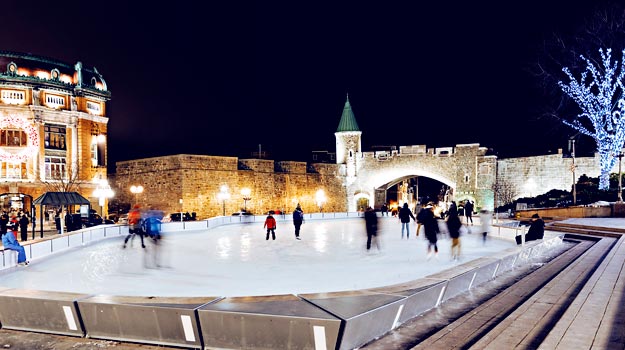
1,231 -> 28,266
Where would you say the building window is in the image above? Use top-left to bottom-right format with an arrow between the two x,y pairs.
86,101 -> 101,114
91,139 -> 98,167
0,129 -> 27,147
1,90 -> 25,105
45,94 -> 65,109
0,162 -> 25,179
44,125 -> 66,150
479,163 -> 491,175
45,156 -> 66,180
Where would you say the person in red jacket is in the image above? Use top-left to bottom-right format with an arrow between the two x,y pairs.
264,213 -> 277,240
123,205 -> 145,248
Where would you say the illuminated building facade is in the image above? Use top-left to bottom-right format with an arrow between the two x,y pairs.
0,51 -> 110,214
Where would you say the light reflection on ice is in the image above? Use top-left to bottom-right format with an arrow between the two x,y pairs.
240,232 -> 251,261
312,224 -> 328,253
216,236 -> 231,259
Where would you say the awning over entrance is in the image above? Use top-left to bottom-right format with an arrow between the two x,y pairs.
32,192 -> 91,238
33,192 -> 90,206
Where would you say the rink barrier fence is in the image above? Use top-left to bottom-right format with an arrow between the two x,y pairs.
77,295 -> 222,349
0,214 -> 565,349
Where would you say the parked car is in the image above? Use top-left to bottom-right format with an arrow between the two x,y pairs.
118,213 -> 129,224
65,213 -> 107,231
231,210 -> 253,216
170,212 -> 197,221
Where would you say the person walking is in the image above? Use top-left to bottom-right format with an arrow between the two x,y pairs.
398,202 -> 416,239
264,212 -> 277,240
1,230 -> 28,266
19,214 -> 29,242
448,201 -> 458,217
464,200 -> 474,225
292,204 -> 304,240
446,207 -> 462,260
416,203 -> 428,237
381,203 -> 388,217
422,204 -> 440,260
54,210 -> 61,234
364,206 -> 380,251
479,209 -> 492,244
0,212 -> 9,237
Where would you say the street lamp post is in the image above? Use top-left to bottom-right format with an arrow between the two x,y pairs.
217,185 -> 230,216
241,188 -> 251,212
93,179 -> 114,218
130,185 -> 144,206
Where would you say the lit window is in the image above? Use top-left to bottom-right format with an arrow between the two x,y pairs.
45,94 -> 65,108
91,136 -> 98,167
1,90 -> 25,105
44,156 -> 66,180
44,125 -> 66,150
0,129 -> 27,147
0,162 -> 25,179
86,101 -> 101,114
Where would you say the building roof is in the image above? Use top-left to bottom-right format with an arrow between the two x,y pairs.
0,51 -> 110,97
33,192 -> 90,206
336,94 -> 360,132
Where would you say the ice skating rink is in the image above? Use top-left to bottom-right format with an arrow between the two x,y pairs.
0,217 -> 516,297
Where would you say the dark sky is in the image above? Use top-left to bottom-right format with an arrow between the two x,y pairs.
0,0 -> 619,173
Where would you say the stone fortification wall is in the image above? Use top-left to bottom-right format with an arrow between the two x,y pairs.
351,143 -> 495,211
114,154 -> 345,219
497,152 -> 601,199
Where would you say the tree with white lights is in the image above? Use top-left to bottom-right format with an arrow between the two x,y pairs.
558,48 -> 625,190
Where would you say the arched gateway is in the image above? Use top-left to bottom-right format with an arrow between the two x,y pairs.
335,95 -> 497,212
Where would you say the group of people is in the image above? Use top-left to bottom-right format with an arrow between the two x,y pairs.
123,205 -> 163,249
263,204 -> 305,240
262,200 -> 544,259
0,210 -> 31,266
372,200 -> 496,260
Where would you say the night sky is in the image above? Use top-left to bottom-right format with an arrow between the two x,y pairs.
0,0 -> 619,174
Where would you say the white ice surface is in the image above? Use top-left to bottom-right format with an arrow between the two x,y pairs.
0,217 -> 517,297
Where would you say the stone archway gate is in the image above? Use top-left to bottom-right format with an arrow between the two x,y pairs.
343,143 -> 497,212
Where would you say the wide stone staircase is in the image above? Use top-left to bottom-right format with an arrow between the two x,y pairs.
364,222 -> 625,350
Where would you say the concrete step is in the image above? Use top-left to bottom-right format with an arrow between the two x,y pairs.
547,222 -> 625,238
410,236 -> 603,350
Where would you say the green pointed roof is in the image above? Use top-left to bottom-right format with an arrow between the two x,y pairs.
336,94 -> 360,132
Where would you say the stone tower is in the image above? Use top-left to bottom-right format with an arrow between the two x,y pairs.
334,94 -> 361,180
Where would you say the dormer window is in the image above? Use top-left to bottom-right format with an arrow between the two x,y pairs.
45,94 -> 65,109
86,101 -> 101,115
1,90 -> 25,105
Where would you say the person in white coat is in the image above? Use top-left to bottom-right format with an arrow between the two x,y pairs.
479,209 -> 492,244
